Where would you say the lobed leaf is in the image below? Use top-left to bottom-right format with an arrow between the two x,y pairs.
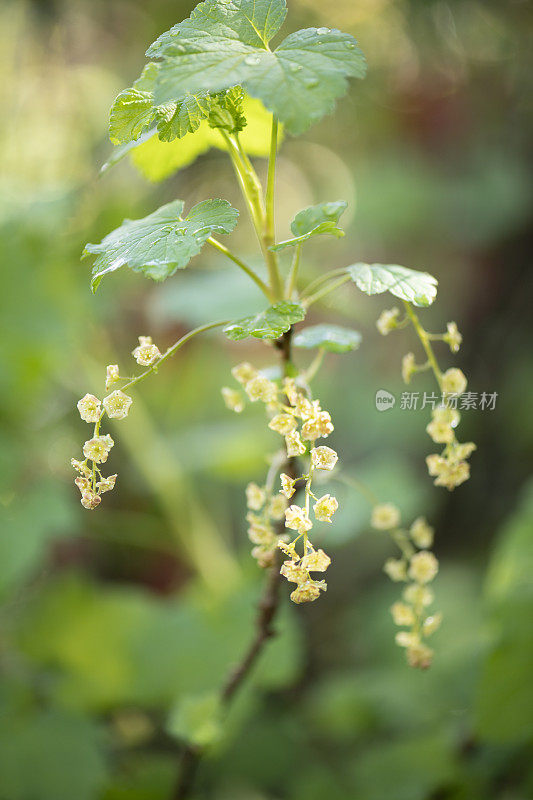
224,301 -> 305,340
293,324 -> 361,353
83,199 -> 239,292
347,262 -> 438,307
109,88 -> 155,145
102,94 -> 279,181
149,1 -> 366,135
156,93 -> 211,141
271,200 -> 347,251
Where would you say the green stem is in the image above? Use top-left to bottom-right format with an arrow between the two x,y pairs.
335,474 -> 380,507
207,237 -> 272,300
285,243 -> 302,298
263,117 -> 282,298
303,274 -> 351,308
223,130 -> 282,299
265,117 -> 278,243
304,348 -> 325,383
120,321 -> 229,394
402,301 -> 443,389
392,529 -> 415,560
300,267 -> 347,299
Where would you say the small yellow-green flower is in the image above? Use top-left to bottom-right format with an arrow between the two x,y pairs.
132,335 -> 161,366
410,517 -> 434,549
245,375 -> 277,403
269,493 -> 288,520
280,473 -> 296,499
441,367 -> 467,395
83,434 -> 114,464
371,503 -> 400,530
301,411 -> 334,441
231,362 -> 258,385
285,431 -> 306,457
313,494 -> 338,523
285,504 -> 313,532
103,390 -> 133,420
246,482 -> 266,511
105,364 -> 120,391
221,387 -> 245,413
444,322 -> 462,353
96,474 -> 117,493
290,580 -> 326,604
401,352 -> 416,384
77,393 -> 101,423
384,558 -> 407,582
376,307 -> 400,336
269,413 -> 298,435
403,583 -> 434,607
391,601 -> 416,626
409,550 -> 439,584
300,548 -> 331,572
310,446 -> 338,471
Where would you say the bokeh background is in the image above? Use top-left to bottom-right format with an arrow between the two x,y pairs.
1,0 -> 533,798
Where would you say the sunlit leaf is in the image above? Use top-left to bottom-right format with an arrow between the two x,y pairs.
150,1 -> 366,135
83,199 -> 239,291
101,95 -> 280,181
293,323 -> 361,353
347,262 -> 438,307
224,301 -> 305,340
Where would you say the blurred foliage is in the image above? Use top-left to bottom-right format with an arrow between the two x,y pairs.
0,0 -> 532,798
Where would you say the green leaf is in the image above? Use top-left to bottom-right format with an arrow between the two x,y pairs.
147,0 -> 288,56
224,301 -> 305,340
271,200 -> 347,251
102,94 -> 279,181
156,93 -> 211,141
0,708 -> 107,800
150,2 -> 366,135
109,62 -> 213,146
208,86 -> 246,133
167,692 -> 223,747
83,199 -> 239,291
347,262 -> 438,307
293,324 -> 361,353
109,87 -> 155,145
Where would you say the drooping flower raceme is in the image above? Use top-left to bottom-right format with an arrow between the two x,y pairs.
223,364 -> 339,605
371,502 -> 442,669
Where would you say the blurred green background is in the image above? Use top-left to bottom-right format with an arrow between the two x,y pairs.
1,0 -> 533,798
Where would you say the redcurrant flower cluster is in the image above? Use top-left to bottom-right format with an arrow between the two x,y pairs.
222,363 -> 339,603
378,307 -> 476,490
71,335 -> 161,509
371,503 -> 441,668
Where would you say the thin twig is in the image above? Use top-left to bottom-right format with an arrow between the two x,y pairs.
172,329 -> 296,799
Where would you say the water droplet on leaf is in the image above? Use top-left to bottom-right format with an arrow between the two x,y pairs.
305,78 -> 319,88
244,54 -> 261,66
288,63 -> 302,73
316,27 -> 330,35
